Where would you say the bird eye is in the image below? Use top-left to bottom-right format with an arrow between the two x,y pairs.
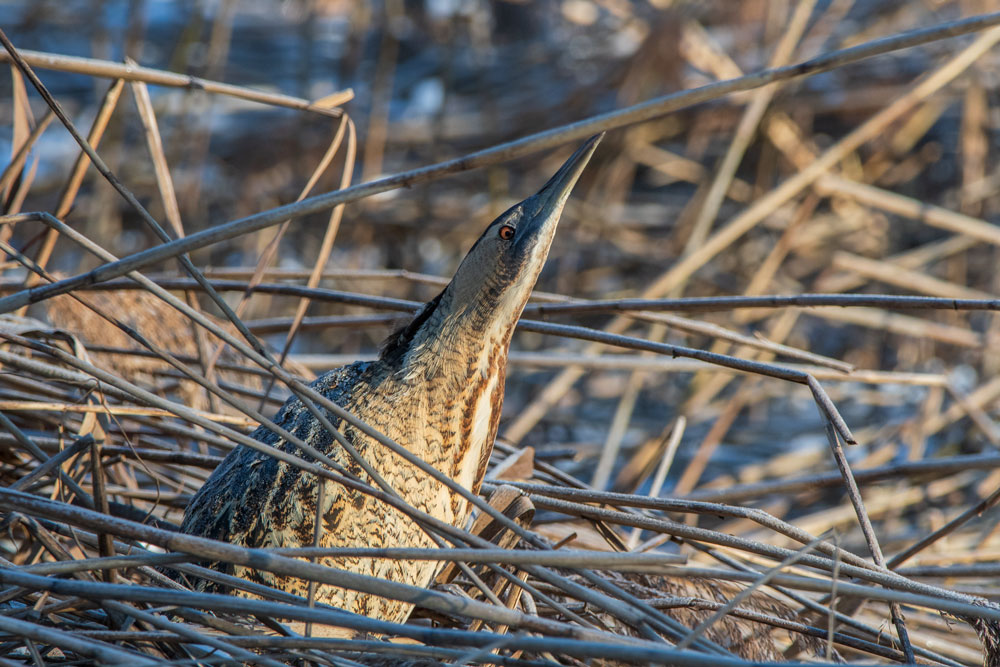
498,225 -> 515,240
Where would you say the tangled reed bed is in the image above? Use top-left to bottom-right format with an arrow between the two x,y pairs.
2,1 -> 1000,664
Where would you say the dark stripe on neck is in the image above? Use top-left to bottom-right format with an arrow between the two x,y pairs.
379,290 -> 444,366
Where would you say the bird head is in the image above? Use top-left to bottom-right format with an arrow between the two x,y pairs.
381,134 -> 602,368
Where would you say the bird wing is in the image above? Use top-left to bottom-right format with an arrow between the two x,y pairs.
181,362 -> 372,555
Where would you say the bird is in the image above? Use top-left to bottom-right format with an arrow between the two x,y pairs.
180,134 -> 602,626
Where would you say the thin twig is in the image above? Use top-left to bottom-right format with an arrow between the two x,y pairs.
0,48 -> 352,115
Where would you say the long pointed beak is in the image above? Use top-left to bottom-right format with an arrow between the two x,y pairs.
518,133 -> 603,244
538,133 -> 604,205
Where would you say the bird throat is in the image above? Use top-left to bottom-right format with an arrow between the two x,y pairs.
392,299 -> 514,496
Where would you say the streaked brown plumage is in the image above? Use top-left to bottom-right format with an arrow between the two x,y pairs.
180,135 -> 602,625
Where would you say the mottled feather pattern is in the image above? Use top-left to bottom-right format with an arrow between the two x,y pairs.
181,339 -> 505,623
181,363 -> 370,578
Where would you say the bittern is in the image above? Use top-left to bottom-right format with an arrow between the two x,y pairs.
181,135 -> 602,624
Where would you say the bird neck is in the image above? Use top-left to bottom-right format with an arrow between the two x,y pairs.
400,292 -> 516,387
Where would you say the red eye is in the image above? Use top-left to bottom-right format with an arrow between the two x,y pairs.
498,225 -> 515,240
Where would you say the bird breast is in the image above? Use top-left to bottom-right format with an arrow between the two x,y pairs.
403,363 -> 503,526
456,369 -> 500,492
